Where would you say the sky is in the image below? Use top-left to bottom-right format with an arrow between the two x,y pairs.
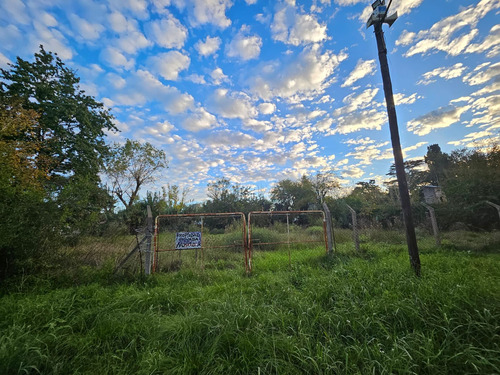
0,0 -> 499,202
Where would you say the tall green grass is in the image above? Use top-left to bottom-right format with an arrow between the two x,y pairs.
1,232 -> 499,374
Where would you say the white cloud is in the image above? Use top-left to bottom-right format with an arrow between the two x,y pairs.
0,25 -> 22,52
135,120 -> 176,143
334,88 -> 379,116
195,36 -> 221,57
210,67 -> 229,85
333,109 -> 386,135
396,0 -> 500,57
393,92 -> 421,106
186,0 -> 233,28
0,0 -> 30,25
346,140 -> 390,165
148,51 -> 190,81
30,21 -> 73,60
145,14 -> 188,49
186,74 -> 206,84
466,24 -> 500,57
226,26 -> 262,61
68,13 -> 104,41
208,88 -> 258,119
100,47 -> 135,70
463,62 -> 500,86
271,3 -> 327,46
342,59 -> 376,87
417,63 -> 467,85
249,45 -> 348,101
259,102 -> 276,115
112,69 -> 194,114
0,52 -> 11,69
182,107 -> 217,132
407,105 -> 470,136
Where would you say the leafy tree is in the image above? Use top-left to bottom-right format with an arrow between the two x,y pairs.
270,175 -> 317,211
0,47 -> 117,277
425,144 -> 451,186
0,98 -> 66,277
204,178 -> 270,213
387,159 -> 429,201
0,45 -> 116,187
105,139 -> 168,210
311,172 -> 340,204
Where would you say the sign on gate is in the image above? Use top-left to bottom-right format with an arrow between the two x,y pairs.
175,232 -> 202,250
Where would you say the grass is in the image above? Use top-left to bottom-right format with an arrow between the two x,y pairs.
0,231 -> 499,374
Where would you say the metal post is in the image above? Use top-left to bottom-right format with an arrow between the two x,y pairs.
422,203 -> 440,247
145,205 -> 153,275
286,213 -> 291,267
373,22 -> 421,276
322,203 -> 334,254
346,204 -> 360,253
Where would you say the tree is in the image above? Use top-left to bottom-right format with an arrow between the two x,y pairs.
0,45 -> 116,187
204,178 -> 270,213
311,172 -> 340,204
270,175 -> 316,211
387,159 -> 429,201
105,139 -> 168,210
424,144 -> 451,186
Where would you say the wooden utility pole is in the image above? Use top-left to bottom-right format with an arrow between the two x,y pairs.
368,1 -> 421,276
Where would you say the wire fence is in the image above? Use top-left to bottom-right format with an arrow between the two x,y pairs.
58,201 -> 500,279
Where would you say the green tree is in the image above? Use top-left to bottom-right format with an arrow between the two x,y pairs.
204,178 -> 270,213
270,175 -> 317,211
387,159 -> 429,201
0,98 -> 59,278
0,45 -> 116,187
425,144 -> 451,186
105,139 -> 168,210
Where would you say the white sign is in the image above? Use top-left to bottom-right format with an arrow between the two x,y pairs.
175,232 -> 202,250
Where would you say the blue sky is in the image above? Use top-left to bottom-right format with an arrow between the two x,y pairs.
1,0 -> 499,201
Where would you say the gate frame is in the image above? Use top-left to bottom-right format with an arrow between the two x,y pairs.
247,210 -> 328,272
153,212 -> 248,273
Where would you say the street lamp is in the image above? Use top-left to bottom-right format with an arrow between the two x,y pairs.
367,0 -> 421,276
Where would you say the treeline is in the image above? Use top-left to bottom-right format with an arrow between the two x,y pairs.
142,142 -> 500,233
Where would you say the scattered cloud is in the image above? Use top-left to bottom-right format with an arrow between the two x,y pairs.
249,45 -> 348,101
195,36 -> 221,57
148,51 -> 190,81
418,63 -> 467,85
210,67 -> 229,85
342,59 -> 376,87
208,88 -> 258,120
226,26 -> 262,61
182,107 -> 217,132
407,105 -> 470,136
271,2 -> 328,46
396,0 -> 500,57
145,14 -> 188,49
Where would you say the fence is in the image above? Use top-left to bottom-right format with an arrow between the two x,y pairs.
153,212 -> 248,273
247,211 -> 329,272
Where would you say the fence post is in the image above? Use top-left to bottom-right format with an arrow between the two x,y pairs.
346,204 -> 360,253
422,203 -> 440,247
322,203 -> 334,254
485,201 -> 500,221
145,205 -> 153,275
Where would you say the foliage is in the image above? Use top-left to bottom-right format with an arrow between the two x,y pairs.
270,175 -> 317,210
203,178 -> 271,213
0,45 -> 116,187
0,47 -> 116,277
105,139 -> 168,210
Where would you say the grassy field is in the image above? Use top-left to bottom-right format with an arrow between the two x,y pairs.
0,231 -> 499,374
